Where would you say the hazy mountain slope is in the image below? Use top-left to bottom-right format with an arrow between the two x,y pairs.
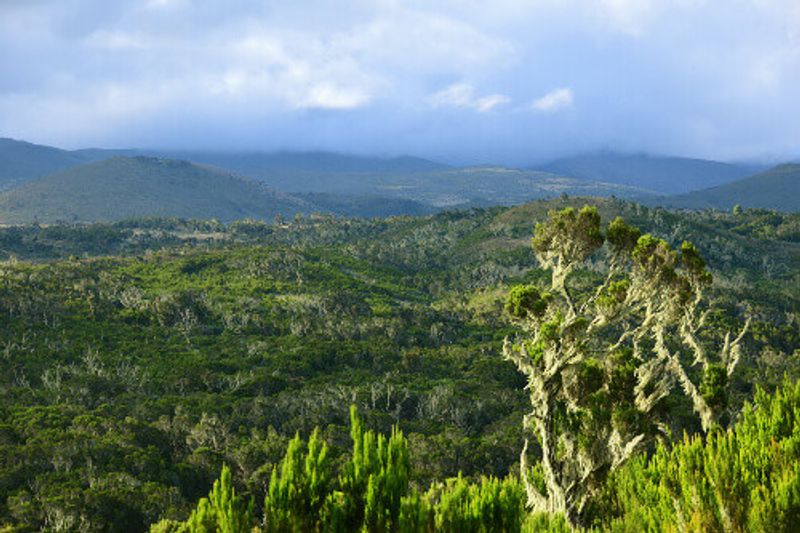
0,138 -> 90,189
541,152 -> 760,194
161,150 -> 450,179
0,156 -> 315,223
69,147 -> 652,205
664,164 -> 800,212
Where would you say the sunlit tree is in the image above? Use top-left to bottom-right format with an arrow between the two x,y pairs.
503,206 -> 749,524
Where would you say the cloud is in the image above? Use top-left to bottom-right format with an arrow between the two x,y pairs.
428,83 -> 510,112
0,0 -> 799,162
84,30 -> 145,50
530,88 -> 573,112
295,84 -> 372,110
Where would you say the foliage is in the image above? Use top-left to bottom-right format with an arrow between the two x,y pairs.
601,377 -> 800,532
159,407 -> 524,532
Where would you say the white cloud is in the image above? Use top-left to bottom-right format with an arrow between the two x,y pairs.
295,84 -> 372,110
530,88 -> 573,112
475,94 -> 511,112
145,0 -> 189,10
428,83 -> 510,112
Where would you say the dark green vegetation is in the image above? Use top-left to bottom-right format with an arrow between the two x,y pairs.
0,197 -> 798,531
542,152 -> 761,195
666,163 -> 800,212
0,157 -> 313,223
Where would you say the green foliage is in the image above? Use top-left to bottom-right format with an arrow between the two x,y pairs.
532,206 -> 605,265
631,233 -> 676,283
522,512 -> 571,533
428,474 -> 525,532
603,378 -> 800,532
335,405 -> 410,531
596,279 -> 629,313
505,285 -> 550,319
700,364 -> 728,411
605,217 -> 641,259
263,429 -> 332,532
679,241 -> 712,286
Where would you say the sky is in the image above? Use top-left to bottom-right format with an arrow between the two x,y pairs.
1,0 -> 799,165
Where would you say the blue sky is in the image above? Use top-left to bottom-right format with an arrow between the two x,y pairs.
1,0 -> 798,164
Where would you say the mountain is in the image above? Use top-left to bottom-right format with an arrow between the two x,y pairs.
0,138 -> 450,192
664,163 -> 800,212
0,138 -> 91,189
0,156 -> 315,223
540,152 -> 761,195
155,150 -> 450,182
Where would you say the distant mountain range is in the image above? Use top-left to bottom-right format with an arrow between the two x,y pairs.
0,137 -> 796,223
541,152 -> 762,195
0,156 -> 313,223
0,138 -> 89,189
663,164 -> 800,212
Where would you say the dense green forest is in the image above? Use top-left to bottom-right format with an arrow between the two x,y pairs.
0,198 -> 798,531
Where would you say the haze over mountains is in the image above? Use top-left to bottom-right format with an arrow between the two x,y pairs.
0,137 -> 797,223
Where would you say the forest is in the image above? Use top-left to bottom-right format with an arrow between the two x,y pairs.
0,197 -> 798,531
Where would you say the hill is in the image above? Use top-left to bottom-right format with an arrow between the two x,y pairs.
664,163 -> 800,212
0,156 -> 314,223
0,138 -> 90,189
541,152 -> 760,194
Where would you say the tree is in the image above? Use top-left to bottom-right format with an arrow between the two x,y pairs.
503,206 -> 749,525
263,429 -> 333,532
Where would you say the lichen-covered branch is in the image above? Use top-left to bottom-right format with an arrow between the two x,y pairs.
504,206 -> 751,526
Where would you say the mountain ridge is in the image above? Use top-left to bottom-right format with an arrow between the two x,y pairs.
663,163 -> 800,212
540,152 -> 763,195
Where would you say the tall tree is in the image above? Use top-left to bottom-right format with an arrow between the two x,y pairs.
503,206 -> 749,525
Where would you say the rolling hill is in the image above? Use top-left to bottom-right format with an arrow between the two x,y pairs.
0,138 -> 91,189
664,163 -> 800,212
0,156 -> 315,223
541,152 -> 761,194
